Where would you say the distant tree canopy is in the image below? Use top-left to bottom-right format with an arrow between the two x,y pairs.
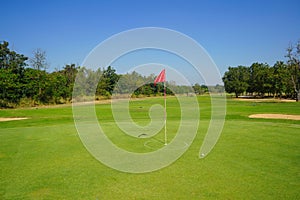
0,41 -> 209,108
0,41 -> 28,72
0,41 -> 28,106
3,38 -> 299,107
222,62 -> 295,98
222,66 -> 249,97
223,40 -> 300,101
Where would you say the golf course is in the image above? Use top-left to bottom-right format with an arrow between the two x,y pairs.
0,96 -> 299,199
2,0 -> 300,199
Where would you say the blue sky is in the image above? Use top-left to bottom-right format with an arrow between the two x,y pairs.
1,0 -> 300,84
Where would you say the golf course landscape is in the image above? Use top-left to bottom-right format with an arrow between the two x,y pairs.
1,1 -> 300,199
0,96 -> 299,199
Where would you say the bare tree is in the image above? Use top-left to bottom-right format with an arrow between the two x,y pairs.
29,49 -> 48,99
286,40 -> 300,102
30,48 -> 48,71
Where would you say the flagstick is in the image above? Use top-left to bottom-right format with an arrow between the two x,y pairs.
164,72 -> 167,145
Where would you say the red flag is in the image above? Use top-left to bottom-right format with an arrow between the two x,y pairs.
154,69 -> 165,86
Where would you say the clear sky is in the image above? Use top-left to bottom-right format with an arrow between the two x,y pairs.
1,0 -> 300,83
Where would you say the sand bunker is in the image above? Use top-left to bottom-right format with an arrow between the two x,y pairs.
236,98 -> 295,102
0,117 -> 28,122
249,114 -> 300,120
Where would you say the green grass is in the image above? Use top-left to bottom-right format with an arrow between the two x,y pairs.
0,96 -> 299,199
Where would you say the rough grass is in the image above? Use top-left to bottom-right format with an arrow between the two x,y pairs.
0,96 -> 299,199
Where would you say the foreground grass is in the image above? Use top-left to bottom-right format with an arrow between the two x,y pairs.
0,96 -> 299,199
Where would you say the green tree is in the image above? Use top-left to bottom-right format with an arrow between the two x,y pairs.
0,68 -> 23,107
59,64 -> 79,101
193,83 -> 203,95
97,66 -> 119,96
22,68 -> 40,102
134,84 -> 154,97
46,72 -> 68,103
0,41 -> 28,72
201,85 -> 208,93
248,63 -> 271,96
0,41 -> 27,107
272,61 -> 289,98
114,71 -> 145,95
222,66 -> 249,97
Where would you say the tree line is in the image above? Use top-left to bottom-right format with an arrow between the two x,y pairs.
1,41 -> 210,108
0,40 -> 78,107
222,40 -> 300,101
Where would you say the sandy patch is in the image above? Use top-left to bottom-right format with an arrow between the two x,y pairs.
235,98 -> 295,102
249,114 -> 300,120
0,117 -> 28,122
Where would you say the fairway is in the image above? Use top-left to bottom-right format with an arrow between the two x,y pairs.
0,96 -> 299,199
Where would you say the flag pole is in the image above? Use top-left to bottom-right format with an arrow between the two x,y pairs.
164,69 -> 167,145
